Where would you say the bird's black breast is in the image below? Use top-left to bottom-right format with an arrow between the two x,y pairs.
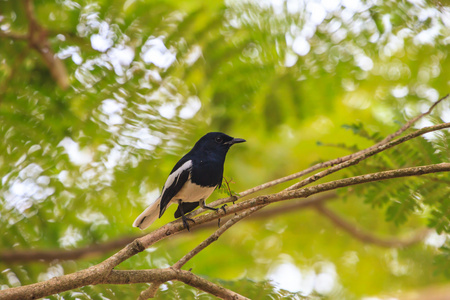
190,158 -> 224,188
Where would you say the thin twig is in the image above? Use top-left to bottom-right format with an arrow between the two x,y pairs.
138,282 -> 163,300
139,207 -> 263,298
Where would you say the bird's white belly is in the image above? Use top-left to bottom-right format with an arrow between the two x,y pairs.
172,179 -> 216,203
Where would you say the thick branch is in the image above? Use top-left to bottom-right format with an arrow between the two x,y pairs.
314,204 -> 430,248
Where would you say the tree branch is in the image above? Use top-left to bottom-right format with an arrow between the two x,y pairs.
314,204 -> 430,248
285,121 -> 450,192
0,0 -> 69,90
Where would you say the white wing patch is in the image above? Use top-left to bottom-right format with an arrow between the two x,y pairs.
162,160 -> 193,195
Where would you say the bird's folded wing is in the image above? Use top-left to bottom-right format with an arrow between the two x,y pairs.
159,159 -> 192,217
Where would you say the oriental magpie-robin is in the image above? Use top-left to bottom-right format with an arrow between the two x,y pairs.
133,132 -> 245,231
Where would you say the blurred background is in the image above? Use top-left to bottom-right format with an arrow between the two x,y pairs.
0,0 -> 450,299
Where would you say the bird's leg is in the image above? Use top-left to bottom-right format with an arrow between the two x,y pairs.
199,199 -> 221,227
177,200 -> 195,232
200,199 -> 225,228
199,199 -> 219,212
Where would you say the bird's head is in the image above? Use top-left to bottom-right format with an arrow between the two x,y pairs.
193,132 -> 246,155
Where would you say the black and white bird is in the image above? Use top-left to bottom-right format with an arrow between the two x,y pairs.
133,132 -> 245,231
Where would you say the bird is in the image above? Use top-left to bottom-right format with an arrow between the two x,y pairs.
133,132 -> 245,231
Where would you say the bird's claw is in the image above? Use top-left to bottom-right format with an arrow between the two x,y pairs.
182,217 -> 195,232
220,204 -> 227,213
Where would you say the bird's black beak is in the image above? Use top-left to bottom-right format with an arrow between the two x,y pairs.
226,138 -> 246,145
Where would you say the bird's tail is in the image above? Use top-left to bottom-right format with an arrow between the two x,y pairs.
133,197 -> 161,230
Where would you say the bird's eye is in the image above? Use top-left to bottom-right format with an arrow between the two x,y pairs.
215,137 -> 223,143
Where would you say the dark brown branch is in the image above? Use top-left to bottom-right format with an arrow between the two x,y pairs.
314,204 -> 430,248
0,0 -> 69,90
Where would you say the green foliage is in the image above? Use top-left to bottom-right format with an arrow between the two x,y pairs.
342,122 -> 383,143
1,0 -> 450,298
435,244 -> 450,278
